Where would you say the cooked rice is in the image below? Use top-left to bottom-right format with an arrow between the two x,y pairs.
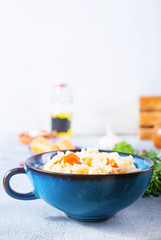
42,148 -> 138,174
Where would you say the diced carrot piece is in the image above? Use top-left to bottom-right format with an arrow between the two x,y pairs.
62,153 -> 81,165
82,157 -> 92,166
110,160 -> 118,168
106,158 -> 118,168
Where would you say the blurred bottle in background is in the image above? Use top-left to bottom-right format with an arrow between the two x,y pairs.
51,83 -> 72,137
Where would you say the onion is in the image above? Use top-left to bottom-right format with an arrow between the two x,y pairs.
152,122 -> 161,149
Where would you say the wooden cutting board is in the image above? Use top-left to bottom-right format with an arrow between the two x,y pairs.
139,96 -> 161,140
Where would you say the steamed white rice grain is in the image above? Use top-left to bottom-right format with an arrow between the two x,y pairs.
42,148 -> 138,174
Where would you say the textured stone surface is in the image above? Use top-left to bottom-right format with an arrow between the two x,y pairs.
0,135 -> 160,240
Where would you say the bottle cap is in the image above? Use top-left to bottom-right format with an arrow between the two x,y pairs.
56,83 -> 66,88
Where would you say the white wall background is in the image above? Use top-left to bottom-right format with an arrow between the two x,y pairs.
0,0 -> 161,135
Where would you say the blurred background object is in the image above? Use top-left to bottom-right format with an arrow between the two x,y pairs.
139,96 -> 161,139
51,83 -> 72,137
98,125 -> 121,149
0,0 -> 161,136
152,122 -> 161,149
29,137 -> 76,154
18,130 -> 58,144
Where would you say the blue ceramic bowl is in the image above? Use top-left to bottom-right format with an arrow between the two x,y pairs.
3,150 -> 154,222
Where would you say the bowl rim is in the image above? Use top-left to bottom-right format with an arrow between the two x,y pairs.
25,150 -> 154,179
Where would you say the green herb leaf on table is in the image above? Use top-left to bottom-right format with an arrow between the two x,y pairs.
112,141 -> 136,154
139,150 -> 161,164
112,141 -> 161,197
139,150 -> 161,197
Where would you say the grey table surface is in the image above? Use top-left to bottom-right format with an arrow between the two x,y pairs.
0,134 -> 161,240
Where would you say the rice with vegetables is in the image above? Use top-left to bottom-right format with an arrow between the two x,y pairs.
42,148 -> 138,174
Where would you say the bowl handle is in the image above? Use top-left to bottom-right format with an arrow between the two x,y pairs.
3,167 -> 38,200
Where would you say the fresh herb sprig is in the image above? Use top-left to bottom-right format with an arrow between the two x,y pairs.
112,141 -> 161,197
112,141 -> 136,154
140,150 -> 161,196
